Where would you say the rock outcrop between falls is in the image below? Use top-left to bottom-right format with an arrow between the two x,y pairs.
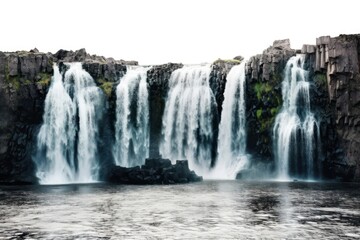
107,158 -> 203,184
245,39 -> 296,160
1,34 -> 360,183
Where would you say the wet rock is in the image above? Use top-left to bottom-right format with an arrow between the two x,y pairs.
236,169 -> 255,180
147,63 -> 183,96
209,59 -> 240,117
107,159 -> 202,184
142,158 -> 172,169
245,39 -> 296,161
323,161 -> 356,182
146,63 -> 183,158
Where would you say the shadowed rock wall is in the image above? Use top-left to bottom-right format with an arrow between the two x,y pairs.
245,39 -> 296,161
314,34 -> 360,180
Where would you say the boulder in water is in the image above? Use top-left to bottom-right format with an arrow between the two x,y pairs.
236,169 -> 255,180
107,158 -> 203,185
142,158 -> 172,169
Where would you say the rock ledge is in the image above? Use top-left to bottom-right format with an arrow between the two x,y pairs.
107,158 -> 203,184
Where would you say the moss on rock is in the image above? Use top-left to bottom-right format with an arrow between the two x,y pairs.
36,73 -> 52,87
247,72 -> 284,158
7,76 -> 21,90
97,78 -> 114,97
254,83 -> 273,100
256,109 -> 262,119
4,62 -> 20,91
314,73 -> 327,87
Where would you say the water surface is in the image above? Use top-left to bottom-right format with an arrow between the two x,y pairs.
0,181 -> 359,239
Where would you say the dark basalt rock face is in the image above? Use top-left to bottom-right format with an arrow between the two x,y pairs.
301,42 -> 338,180
210,59 -> 241,119
147,63 -> 183,158
0,51 -> 52,184
107,158 -> 203,184
313,34 -> 360,180
245,39 -> 296,162
55,48 -> 138,66
208,59 -> 242,167
56,49 -> 133,97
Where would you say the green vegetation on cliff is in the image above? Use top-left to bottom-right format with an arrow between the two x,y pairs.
4,58 -> 52,91
314,73 -> 327,88
247,72 -> 284,156
4,62 -> 20,90
98,78 -> 114,97
254,83 -> 272,100
255,106 -> 281,132
256,109 -> 262,119
37,73 -> 52,87
7,76 -> 21,90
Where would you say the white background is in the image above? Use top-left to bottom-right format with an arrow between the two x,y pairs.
1,0 -> 359,64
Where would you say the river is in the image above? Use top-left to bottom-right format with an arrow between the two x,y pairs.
0,181 -> 359,239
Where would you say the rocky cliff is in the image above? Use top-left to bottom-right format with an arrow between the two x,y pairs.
245,39 -> 296,162
314,34 -> 360,180
0,50 -> 52,183
244,35 -> 360,180
0,48 -> 236,183
1,34 -> 360,183
0,49 -> 135,183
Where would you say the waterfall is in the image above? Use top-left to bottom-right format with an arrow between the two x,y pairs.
160,64 -> 216,174
34,63 -> 104,184
113,66 -> 150,167
213,62 -> 248,179
273,55 -> 321,180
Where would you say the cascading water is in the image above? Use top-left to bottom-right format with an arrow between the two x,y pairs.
113,66 -> 150,167
160,65 -> 216,174
34,63 -> 104,184
213,62 -> 248,179
273,55 -> 321,180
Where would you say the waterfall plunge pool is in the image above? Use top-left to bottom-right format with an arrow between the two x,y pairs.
0,180 -> 359,239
